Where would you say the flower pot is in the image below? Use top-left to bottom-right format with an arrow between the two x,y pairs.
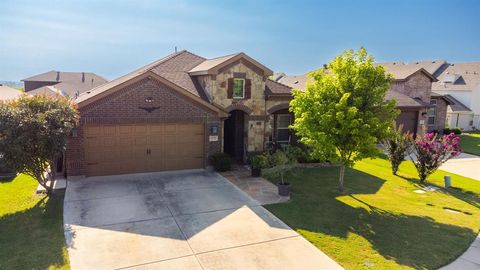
277,182 -> 291,196
251,167 -> 261,177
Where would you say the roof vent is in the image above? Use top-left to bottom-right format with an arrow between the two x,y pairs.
81,72 -> 85,83
56,71 -> 60,81
294,81 -> 299,84
415,62 -> 419,64
432,61 -> 436,63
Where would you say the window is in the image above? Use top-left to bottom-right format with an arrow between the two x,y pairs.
276,114 -> 292,144
233,79 -> 245,99
427,99 -> 436,126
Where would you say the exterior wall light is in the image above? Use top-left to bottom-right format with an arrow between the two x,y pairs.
209,124 -> 219,134
71,128 -> 79,137
145,97 -> 154,103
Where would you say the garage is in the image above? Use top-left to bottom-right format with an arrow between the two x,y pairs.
84,123 -> 205,176
396,111 -> 418,134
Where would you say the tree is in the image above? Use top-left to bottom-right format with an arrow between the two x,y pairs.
383,123 -> 413,175
411,129 -> 461,183
290,48 -> 398,193
0,95 -> 79,195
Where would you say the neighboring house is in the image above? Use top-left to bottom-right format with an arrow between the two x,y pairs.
22,71 -> 108,99
66,50 -> 295,177
0,84 -> 26,102
276,63 -> 451,135
430,62 -> 480,130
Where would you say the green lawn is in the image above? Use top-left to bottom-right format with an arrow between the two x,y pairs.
460,133 -> 480,156
264,158 -> 480,270
0,174 -> 69,270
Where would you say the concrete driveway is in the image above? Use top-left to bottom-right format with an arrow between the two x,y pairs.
64,170 -> 342,270
440,153 -> 480,181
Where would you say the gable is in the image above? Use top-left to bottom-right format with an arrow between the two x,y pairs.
79,76 -> 224,124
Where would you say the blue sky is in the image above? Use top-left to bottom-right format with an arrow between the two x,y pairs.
1,0 -> 479,81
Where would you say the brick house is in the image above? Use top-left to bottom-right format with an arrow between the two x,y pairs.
65,51 -> 455,178
66,50 -> 293,177
277,62 -> 452,135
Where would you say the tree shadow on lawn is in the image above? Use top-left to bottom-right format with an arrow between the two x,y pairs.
396,173 -> 480,209
267,167 -> 477,269
0,195 -> 68,269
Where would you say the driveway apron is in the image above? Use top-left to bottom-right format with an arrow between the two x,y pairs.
64,169 -> 343,270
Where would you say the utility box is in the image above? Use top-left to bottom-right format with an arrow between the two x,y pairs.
444,175 -> 451,188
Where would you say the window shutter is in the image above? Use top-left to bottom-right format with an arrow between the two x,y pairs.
227,78 -> 233,98
245,79 -> 252,99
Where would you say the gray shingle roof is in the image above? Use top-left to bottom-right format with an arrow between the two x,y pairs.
22,70 -> 108,97
188,53 -> 239,74
276,74 -> 309,90
265,79 -> 292,95
432,62 -> 480,91
442,94 -> 472,112
375,62 -> 437,81
385,90 -> 428,108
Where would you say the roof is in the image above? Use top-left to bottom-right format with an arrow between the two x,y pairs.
28,85 -> 64,98
385,90 -> 428,108
376,62 -> 437,81
442,94 -> 472,112
188,52 -> 273,76
22,71 -> 108,97
76,50 -> 207,103
0,85 -> 25,101
189,53 -> 238,74
432,62 -> 480,91
265,79 -> 292,95
276,74 -> 308,90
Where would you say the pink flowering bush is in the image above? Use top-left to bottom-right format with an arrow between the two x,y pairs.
411,131 -> 461,183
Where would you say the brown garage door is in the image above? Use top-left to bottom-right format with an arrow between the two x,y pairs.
84,123 -> 205,176
396,111 -> 418,134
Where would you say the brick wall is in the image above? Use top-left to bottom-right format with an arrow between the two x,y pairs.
66,77 -> 222,176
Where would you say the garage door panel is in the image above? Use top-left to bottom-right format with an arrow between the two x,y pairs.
84,123 -> 205,176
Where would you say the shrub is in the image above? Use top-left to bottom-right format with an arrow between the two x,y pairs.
383,124 -> 413,175
452,127 -> 462,135
443,128 -> 451,134
251,154 -> 268,169
209,153 -> 232,171
263,151 -> 297,184
411,129 -> 461,183
0,154 -> 14,174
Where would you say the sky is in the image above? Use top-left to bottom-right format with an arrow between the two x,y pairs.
1,0 -> 479,81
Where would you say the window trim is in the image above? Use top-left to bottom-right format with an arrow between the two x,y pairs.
275,114 -> 292,143
427,99 -> 437,126
232,78 -> 245,99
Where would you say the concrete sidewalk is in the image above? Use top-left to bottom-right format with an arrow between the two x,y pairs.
439,235 -> 480,270
440,153 -> 480,181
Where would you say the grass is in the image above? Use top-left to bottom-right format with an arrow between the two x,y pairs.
264,158 -> 480,270
0,174 -> 69,270
460,133 -> 480,156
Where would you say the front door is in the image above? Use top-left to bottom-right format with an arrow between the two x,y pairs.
224,110 -> 245,161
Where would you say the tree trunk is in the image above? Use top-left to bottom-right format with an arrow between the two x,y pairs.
339,165 -> 345,193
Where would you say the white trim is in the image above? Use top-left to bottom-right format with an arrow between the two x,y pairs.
232,78 -> 245,99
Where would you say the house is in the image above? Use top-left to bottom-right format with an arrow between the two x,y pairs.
66,50 -> 293,177
430,62 -> 480,130
22,71 -> 108,99
276,62 -> 451,135
0,84 -> 26,102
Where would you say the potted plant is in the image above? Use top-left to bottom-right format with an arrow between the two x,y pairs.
250,154 -> 267,177
264,151 -> 296,196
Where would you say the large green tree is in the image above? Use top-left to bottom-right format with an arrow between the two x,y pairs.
290,48 -> 398,192
0,95 -> 79,195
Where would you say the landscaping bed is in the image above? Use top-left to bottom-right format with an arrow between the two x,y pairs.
0,174 -> 69,269
264,157 -> 480,270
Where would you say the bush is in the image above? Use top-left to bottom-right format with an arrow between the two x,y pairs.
411,130 -> 461,183
383,124 -> 413,175
0,154 -> 14,174
452,127 -> 462,135
209,153 -> 232,172
443,128 -> 451,134
251,154 -> 268,169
